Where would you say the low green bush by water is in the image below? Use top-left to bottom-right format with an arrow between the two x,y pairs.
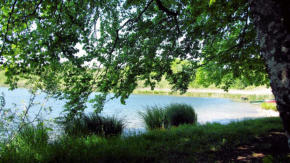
139,106 -> 165,130
101,116 -> 125,137
140,103 -> 197,130
165,103 -> 197,127
61,113 -> 125,137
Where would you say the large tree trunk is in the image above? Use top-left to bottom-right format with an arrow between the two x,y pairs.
249,0 -> 290,146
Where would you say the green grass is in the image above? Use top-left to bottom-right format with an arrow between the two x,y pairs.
261,102 -> 277,111
164,103 -> 197,128
0,122 -> 50,162
139,105 -> 166,130
0,117 -> 285,162
139,104 -> 197,130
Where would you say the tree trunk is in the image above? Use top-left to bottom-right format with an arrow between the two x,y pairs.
249,0 -> 290,145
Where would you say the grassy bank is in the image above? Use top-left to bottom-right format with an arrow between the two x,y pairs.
0,71 -> 28,88
1,117 -> 288,162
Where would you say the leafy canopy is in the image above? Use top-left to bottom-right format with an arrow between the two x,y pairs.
0,0 -> 268,116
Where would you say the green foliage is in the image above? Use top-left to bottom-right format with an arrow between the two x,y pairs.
0,0 -> 268,116
62,113 -> 125,137
0,122 -> 50,162
101,116 -> 125,137
61,116 -> 91,137
261,102 -> 277,111
193,62 -> 269,91
164,103 -> 197,127
0,91 -> 52,144
139,106 -> 166,130
13,122 -> 49,149
209,0 -> 216,6
0,0 -> 105,117
88,93 -> 107,114
0,117 -> 285,162
140,104 -> 197,130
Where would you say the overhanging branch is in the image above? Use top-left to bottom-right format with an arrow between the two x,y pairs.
108,0 -> 154,63
155,0 -> 178,16
0,0 -> 18,58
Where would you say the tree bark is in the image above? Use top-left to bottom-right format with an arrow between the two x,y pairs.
249,0 -> 290,144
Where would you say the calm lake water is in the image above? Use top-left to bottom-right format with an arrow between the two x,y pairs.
0,87 -> 277,130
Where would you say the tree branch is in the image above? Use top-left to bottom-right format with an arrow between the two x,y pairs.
120,0 -> 154,30
155,0 -> 181,36
155,0 -> 178,16
108,0 -> 154,63
174,16 -> 181,35
13,0 -> 43,23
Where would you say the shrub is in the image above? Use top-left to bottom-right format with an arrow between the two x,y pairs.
140,104 -> 198,130
164,103 -> 197,128
83,113 -> 103,135
62,113 -> 125,137
139,106 -> 165,130
101,116 -> 125,137
61,116 -> 90,136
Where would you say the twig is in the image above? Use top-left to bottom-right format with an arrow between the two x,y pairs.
21,93 -> 36,124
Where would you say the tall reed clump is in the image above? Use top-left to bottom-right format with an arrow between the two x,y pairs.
62,113 -> 125,137
140,103 -> 197,130
139,105 -> 166,130
0,122 -> 50,162
164,103 -> 197,128
15,122 -> 50,148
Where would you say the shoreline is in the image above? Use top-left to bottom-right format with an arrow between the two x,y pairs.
134,87 -> 273,95
1,86 -> 278,116
133,87 -> 274,102
133,88 -> 278,117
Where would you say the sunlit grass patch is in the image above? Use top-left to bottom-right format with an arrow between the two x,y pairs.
261,102 -> 277,111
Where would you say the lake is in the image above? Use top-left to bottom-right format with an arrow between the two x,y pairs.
0,87 -> 278,130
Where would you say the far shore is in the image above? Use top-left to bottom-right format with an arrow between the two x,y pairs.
133,87 -> 274,101
0,84 -> 274,102
134,87 -> 273,95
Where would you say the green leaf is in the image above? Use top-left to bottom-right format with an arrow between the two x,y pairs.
209,0 -> 216,6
